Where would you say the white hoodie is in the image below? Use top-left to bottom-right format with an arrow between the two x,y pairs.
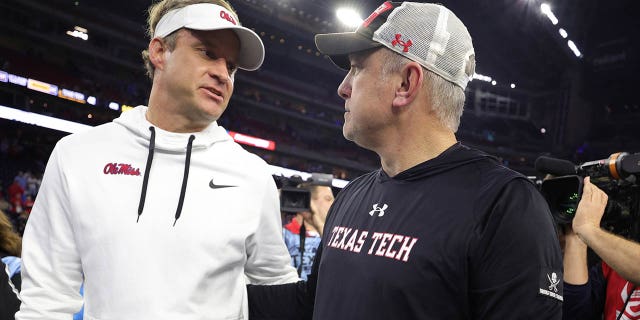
17,106 -> 299,320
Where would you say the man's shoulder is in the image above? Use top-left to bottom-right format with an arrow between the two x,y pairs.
220,141 -> 271,170
56,122 -> 121,148
467,156 -> 529,188
343,170 -> 379,188
206,142 -> 277,189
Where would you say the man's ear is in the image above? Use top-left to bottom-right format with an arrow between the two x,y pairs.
148,38 -> 167,71
392,61 -> 424,108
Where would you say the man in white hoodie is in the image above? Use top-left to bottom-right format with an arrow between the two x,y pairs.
16,1 -> 299,319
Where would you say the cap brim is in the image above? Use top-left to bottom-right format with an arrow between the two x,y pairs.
187,25 -> 265,71
315,32 -> 382,70
231,27 -> 265,71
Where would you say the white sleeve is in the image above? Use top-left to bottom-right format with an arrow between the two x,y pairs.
244,175 -> 299,285
16,144 -> 84,319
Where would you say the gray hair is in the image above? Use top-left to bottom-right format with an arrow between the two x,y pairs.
380,49 -> 466,132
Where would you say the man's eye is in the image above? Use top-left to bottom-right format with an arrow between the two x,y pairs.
200,49 -> 215,59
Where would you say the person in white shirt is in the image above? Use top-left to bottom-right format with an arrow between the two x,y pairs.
16,1 -> 298,319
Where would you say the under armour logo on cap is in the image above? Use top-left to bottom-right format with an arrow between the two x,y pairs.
391,34 -> 412,52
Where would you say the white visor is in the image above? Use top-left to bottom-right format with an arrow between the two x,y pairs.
154,3 -> 264,71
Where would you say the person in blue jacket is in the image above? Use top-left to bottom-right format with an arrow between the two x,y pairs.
283,184 -> 334,280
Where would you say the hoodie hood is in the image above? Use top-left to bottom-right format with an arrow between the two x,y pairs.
381,142 -> 498,182
112,105 -> 234,226
113,105 -> 232,152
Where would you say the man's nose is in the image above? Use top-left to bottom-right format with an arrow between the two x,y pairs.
337,76 -> 351,100
207,59 -> 232,85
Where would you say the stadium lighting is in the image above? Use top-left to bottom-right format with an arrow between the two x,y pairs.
108,102 -> 120,111
0,105 -> 91,133
336,8 -> 363,28
66,26 -> 89,41
472,73 -> 492,82
558,28 -> 568,38
87,96 -> 97,105
491,80 -> 497,86
0,104 -> 349,188
228,131 -> 275,150
540,3 -> 558,25
510,83 -> 516,89
567,40 -> 582,58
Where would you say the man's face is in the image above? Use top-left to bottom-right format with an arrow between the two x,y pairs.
311,186 -> 334,214
337,48 -> 398,149
160,28 -> 240,125
302,185 -> 335,223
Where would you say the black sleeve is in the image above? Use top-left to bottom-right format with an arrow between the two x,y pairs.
469,178 -> 563,319
10,272 -> 21,292
562,263 -> 606,320
0,266 -> 21,320
247,241 -> 322,320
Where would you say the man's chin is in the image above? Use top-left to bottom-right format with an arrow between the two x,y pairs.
186,110 -> 221,128
342,128 -> 355,142
200,102 -> 227,120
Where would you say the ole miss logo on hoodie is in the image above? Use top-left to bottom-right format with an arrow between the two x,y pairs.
103,163 -> 141,176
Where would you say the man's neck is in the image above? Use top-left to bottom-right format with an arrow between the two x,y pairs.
378,128 -> 457,177
146,105 -> 209,134
147,85 -> 209,133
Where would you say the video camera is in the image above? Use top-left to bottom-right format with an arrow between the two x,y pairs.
272,173 -> 333,214
535,152 -> 640,238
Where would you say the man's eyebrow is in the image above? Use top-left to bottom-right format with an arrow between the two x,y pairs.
192,37 -> 238,65
349,53 -> 365,64
349,48 -> 377,64
189,30 -> 219,48
195,37 -> 217,49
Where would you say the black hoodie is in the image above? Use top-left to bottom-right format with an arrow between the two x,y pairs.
249,143 -> 563,319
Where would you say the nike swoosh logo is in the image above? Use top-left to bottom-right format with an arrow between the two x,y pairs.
209,179 -> 238,189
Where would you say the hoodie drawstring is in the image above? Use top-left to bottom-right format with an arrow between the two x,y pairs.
136,128 -> 196,226
137,126 -> 156,222
173,135 -> 195,226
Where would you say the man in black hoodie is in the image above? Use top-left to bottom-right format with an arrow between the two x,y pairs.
249,2 -> 563,319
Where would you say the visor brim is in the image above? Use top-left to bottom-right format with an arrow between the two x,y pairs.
186,24 -> 264,71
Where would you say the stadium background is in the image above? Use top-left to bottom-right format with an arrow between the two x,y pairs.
0,0 -> 637,196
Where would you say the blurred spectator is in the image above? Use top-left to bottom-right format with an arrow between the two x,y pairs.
283,184 -> 334,280
7,177 -> 24,206
562,177 -> 640,319
0,209 -> 22,319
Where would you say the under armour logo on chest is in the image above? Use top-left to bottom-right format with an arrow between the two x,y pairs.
369,203 -> 388,217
